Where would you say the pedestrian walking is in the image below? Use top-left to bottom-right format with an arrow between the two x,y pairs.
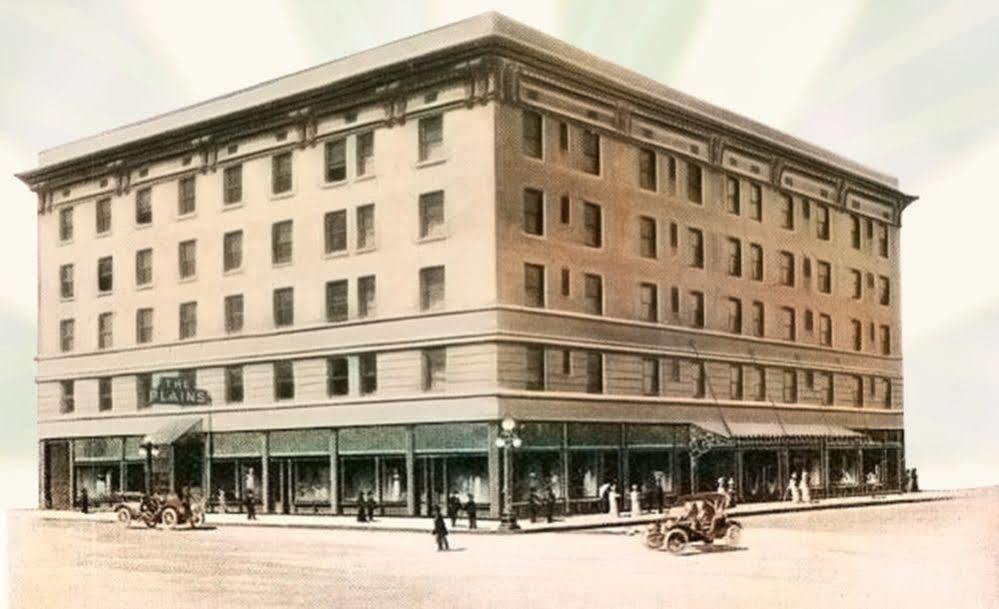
544,486 -> 556,523
245,488 -> 257,520
366,491 -> 378,522
446,491 -> 461,528
787,472 -> 800,503
79,488 -> 89,514
653,475 -> 665,514
629,484 -> 641,517
726,477 -> 738,508
608,484 -> 620,518
465,493 -> 478,529
799,471 -> 811,503
357,491 -> 368,522
432,507 -> 449,551
598,481 -> 611,513
216,488 -> 227,514
716,477 -> 729,507
910,468 -> 920,492
528,488 -> 542,523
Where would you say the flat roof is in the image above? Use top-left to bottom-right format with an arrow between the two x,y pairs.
30,12 -> 899,189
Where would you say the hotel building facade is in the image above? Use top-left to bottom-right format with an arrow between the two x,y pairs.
18,13 -> 915,518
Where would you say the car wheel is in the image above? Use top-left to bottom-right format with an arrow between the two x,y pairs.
143,516 -> 157,528
665,529 -> 689,554
161,507 -> 179,527
116,507 -> 132,526
644,531 -> 664,550
725,523 -> 742,545
190,511 -> 205,528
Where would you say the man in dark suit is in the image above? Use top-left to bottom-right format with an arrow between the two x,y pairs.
365,491 -> 378,522
80,488 -> 89,514
446,491 -> 461,528
464,493 -> 477,529
357,491 -> 368,522
245,488 -> 257,520
543,486 -> 557,523
432,506 -> 449,551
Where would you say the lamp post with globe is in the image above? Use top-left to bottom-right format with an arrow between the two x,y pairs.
495,417 -> 522,531
140,436 -> 159,496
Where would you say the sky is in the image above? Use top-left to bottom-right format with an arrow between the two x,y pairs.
1,0 -> 997,507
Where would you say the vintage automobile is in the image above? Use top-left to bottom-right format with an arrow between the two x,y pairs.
113,492 -> 206,528
642,492 -> 742,553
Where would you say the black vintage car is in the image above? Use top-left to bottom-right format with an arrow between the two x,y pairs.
114,492 -> 206,529
642,492 -> 742,553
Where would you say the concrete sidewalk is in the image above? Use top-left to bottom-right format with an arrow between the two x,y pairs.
28,490 -> 953,534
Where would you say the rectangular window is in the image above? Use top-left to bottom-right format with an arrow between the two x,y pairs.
59,207 -> 74,241
693,362 -> 706,398
224,294 -> 243,334
668,358 -> 681,383
223,231 -> 242,272
525,346 -> 546,391
639,283 -> 658,322
135,188 -> 152,225
850,216 -> 861,249
223,164 -> 242,204
98,312 -> 113,349
781,307 -> 796,341
524,263 -> 546,308
749,183 -> 762,221
418,191 -> 446,239
852,319 -> 863,351
274,361 -> 295,401
584,274 -> 603,315
178,239 -> 197,278
356,131 -> 375,177
357,204 -> 375,249
420,266 -> 445,311
804,310 -> 814,333
749,243 -> 763,281
686,163 -> 703,204
178,175 -> 196,215
179,302 -> 197,339
418,115 -> 444,162
851,269 -> 863,299
95,198 -> 111,234
357,275 -> 376,318
727,298 -> 742,334
225,366 -> 244,403
98,377 -> 112,411
324,138 -> 347,182
642,357 -> 660,396
780,193 -> 794,229
98,256 -> 113,292
878,224 -> 889,258
324,210 -> 347,254
689,291 -> 705,328
129,248 -> 150,287
326,280 -> 348,322
819,313 -> 832,346
726,238 -> 742,277
670,287 -> 680,316
729,364 -> 743,400
558,122 -> 569,152
883,379 -> 892,408
560,195 -> 570,224
585,351 -> 603,394
669,222 -> 678,250
523,189 -> 544,236
752,366 -> 766,401
271,220 -> 293,264
817,261 -> 831,293
725,176 -> 740,215
639,217 -> 657,258
583,203 -> 602,247
60,319 -> 74,352
688,228 -> 704,268
326,357 -> 349,396
817,205 -> 830,240
561,267 -> 570,296
751,301 -> 765,337
272,152 -> 293,194
666,156 -> 677,195
638,149 -> 657,190
136,374 -> 151,410
853,376 -> 864,407
273,287 -> 294,327
359,353 -> 377,395
60,380 -> 74,414
59,264 -> 74,299
880,325 -> 891,355
879,276 -> 891,306
522,110 -> 543,159
422,348 -> 446,391
135,308 -> 153,344
579,129 -> 600,175
782,369 -> 798,403
779,251 -> 795,286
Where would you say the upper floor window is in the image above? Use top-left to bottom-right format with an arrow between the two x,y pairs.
582,273 -> 604,315
729,364 -> 743,400
95,198 -> 111,235
272,220 -> 293,264
135,188 -> 152,225
686,163 -> 703,204
780,306 -> 796,341
226,366 -> 244,403
418,115 -> 443,162
97,256 -> 113,293
579,129 -> 600,175
817,260 -> 831,293
749,243 -> 763,281
852,375 -> 864,407
751,301 -> 764,337
693,362 -> 706,398
639,217 -> 657,258
223,164 -> 242,205
523,189 -> 544,236
98,312 -> 113,349
817,205 -> 830,240
272,152 -> 293,194
665,156 -> 677,195
779,193 -> 794,229
273,287 -> 294,327
638,149 -> 657,190
420,266 -> 445,311
324,210 -> 347,254
851,269 -> 863,299
850,216 -> 861,249
59,319 -> 74,352
59,264 -> 74,299
689,291 -> 705,328
524,263 -> 545,308
585,351 -> 603,394
726,238 -> 742,277
879,276 -> 891,306
178,175 -> 196,215
819,313 -> 832,346
177,240 -> 196,279
60,380 -> 75,414
642,357 -> 660,396
357,204 -> 375,249
136,374 -> 151,410
851,319 -> 863,351
324,138 -> 347,183
223,231 -> 242,272
749,183 -> 762,221
136,308 -> 153,344
880,325 -> 891,355
727,298 -> 742,334
326,357 -> 349,396
420,191 -> 446,239
98,377 -> 113,411
639,283 -> 658,322
179,301 -> 197,339
224,295 -> 243,334
725,176 -> 740,215
878,224 -> 889,258
525,346 -> 545,391
782,369 -> 798,403
688,228 -> 704,268
356,131 -> 375,177
583,202 -> 602,247
522,110 -> 543,159
422,348 -> 447,392
274,361 -> 295,401
358,275 -> 376,318
59,207 -> 74,241
326,280 -> 348,322
779,251 -> 795,286
135,248 -> 153,286
359,353 -> 377,395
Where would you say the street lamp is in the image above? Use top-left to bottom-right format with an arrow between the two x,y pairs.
495,416 -> 522,531
140,436 -> 159,496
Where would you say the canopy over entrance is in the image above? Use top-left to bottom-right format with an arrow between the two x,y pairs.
142,417 -> 202,446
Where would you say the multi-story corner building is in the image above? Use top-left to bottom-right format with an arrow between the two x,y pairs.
18,13 -> 915,518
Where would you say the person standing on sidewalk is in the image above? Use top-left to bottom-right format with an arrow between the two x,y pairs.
79,488 -> 89,514
543,486 -> 556,523
653,475 -> 665,514
357,491 -> 368,522
365,491 -> 378,522
216,488 -> 227,514
800,471 -> 812,503
787,472 -> 800,503
629,484 -> 641,517
465,494 -> 477,529
432,507 -> 449,551
245,488 -> 257,520
608,484 -> 620,518
446,491 -> 461,528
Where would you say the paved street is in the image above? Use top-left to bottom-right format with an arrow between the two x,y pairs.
8,489 -> 997,609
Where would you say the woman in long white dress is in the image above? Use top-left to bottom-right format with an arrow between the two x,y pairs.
629,485 -> 641,517
788,472 -> 800,503
608,484 -> 620,517
799,471 -> 811,503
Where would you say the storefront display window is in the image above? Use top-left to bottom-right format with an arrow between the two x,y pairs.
627,450 -> 673,495
75,464 -> 120,500
789,449 -> 822,488
379,457 -> 407,504
294,460 -> 331,504
341,457 -> 375,503
515,451 -> 563,501
568,450 -> 618,498
862,449 -> 884,488
829,450 -> 860,486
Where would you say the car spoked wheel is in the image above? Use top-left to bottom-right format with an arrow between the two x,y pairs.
190,511 -> 205,528
116,507 -> 132,526
161,507 -> 179,527
725,523 -> 742,546
665,529 -> 689,554
644,531 -> 664,550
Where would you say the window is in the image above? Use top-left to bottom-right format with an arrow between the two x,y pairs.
135,308 -> 153,344
95,198 -> 111,234
880,325 -> 891,355
97,256 -> 113,292
524,263 -> 546,308
129,249 -> 151,288
670,287 -> 680,316
324,139 -> 347,182
178,240 -> 196,279
878,224 -> 889,258
560,195 -> 570,224
725,176 -> 740,215
359,353 -> 377,395
819,313 -> 832,346
817,261 -> 831,293
751,366 -> 766,401
525,346 -> 545,391
820,372 -> 834,406
223,164 -> 242,204
802,198 -> 811,220
272,152 -> 292,194
693,362 -> 706,398
418,115 -> 444,162
726,238 -> 742,277
583,274 -> 603,315
558,122 -> 569,152
271,220 -> 293,264
883,379 -> 892,408
356,131 -> 375,177
751,301 -> 765,337
804,310 -> 814,333
850,216 -> 861,249
642,358 -> 660,396
669,358 -> 681,383
688,228 -> 704,268
178,175 -> 196,215
420,266 -> 445,311
59,264 -> 74,299
729,365 -> 743,400
666,156 -> 677,195
60,380 -> 74,414
216,232 -> 241,274
358,275 -> 376,318
523,189 -> 544,236
224,295 -> 243,334
879,276 -> 891,306
422,348 -> 446,391
639,283 -> 658,322
727,298 -> 742,334
136,374 -> 151,410
98,377 -> 112,411
686,163 -> 703,204
782,370 -> 797,403
561,267 -> 570,296
325,357 -> 349,396
416,191 -> 446,239
866,218 -> 874,240
817,205 -> 830,240
273,287 -> 294,327
324,210 -> 347,254
749,243 -> 763,281
669,222 -> 678,250
274,361 -> 295,401
638,149 -> 657,190
583,203 -> 602,247
780,193 -> 794,229
579,129 -> 600,174
98,312 -> 113,349
326,280 -> 348,322
850,269 -> 863,300
749,183 -> 762,221
59,207 -> 73,241
851,319 -> 863,351
689,291 -> 705,328
225,366 -> 244,403
779,251 -> 795,286
803,257 -> 812,281
639,217 -> 657,258
60,319 -> 74,352
780,307 -> 796,341
585,351 -> 603,393
357,204 -> 375,249
522,110 -> 543,159
135,188 -> 152,225
853,375 -> 864,407
179,302 -> 197,339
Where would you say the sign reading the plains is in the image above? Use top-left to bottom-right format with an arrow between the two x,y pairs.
149,377 -> 211,406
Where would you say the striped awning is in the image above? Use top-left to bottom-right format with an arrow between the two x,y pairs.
142,417 -> 202,446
